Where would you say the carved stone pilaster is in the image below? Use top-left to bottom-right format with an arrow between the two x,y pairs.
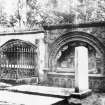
36,34 -> 46,82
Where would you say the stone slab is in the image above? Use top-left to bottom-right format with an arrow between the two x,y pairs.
6,85 -> 74,98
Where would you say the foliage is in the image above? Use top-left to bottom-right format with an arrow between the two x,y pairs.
0,6 -> 7,26
0,4 -> 19,31
27,0 -> 105,26
76,0 -> 105,22
26,0 -> 76,29
8,15 -> 18,31
0,0 -> 105,31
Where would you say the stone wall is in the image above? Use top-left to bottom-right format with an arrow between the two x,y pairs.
45,27 -> 105,48
45,26 -> 105,92
0,31 -> 46,83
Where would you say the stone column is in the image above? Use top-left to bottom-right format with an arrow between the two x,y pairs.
75,46 -> 89,92
37,35 -> 46,82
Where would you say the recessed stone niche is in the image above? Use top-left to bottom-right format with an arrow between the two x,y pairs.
55,41 -> 103,74
46,31 -> 105,92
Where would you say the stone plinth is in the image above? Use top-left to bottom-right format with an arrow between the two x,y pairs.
70,46 -> 91,100
75,46 -> 89,92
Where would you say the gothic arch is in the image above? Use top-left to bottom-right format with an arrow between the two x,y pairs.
48,31 -> 105,71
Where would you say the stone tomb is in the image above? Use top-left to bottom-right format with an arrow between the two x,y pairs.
71,46 -> 91,99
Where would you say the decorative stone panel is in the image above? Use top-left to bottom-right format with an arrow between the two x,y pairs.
47,72 -> 105,92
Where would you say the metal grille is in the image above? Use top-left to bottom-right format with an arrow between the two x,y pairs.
0,39 -> 38,80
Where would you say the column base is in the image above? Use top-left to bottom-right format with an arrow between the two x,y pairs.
70,89 -> 92,99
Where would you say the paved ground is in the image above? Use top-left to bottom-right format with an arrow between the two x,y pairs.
0,90 -> 64,105
0,83 -> 74,105
1,90 -> 105,105
1,82 -> 105,105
